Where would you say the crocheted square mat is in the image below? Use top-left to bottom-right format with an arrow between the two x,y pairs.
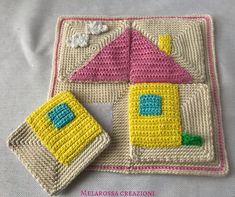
48,15 -> 229,176
7,91 -> 110,195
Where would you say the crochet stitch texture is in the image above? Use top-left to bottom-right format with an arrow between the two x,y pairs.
7,15 -> 227,182
26,91 -> 103,165
46,16 -> 229,177
70,28 -> 193,83
130,30 -> 192,83
158,34 -> 172,56
70,29 -> 130,81
47,16 -> 228,177
139,94 -> 162,116
47,102 -> 75,129
7,91 -> 111,195
129,83 -> 182,147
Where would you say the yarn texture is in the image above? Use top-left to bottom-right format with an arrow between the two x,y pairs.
129,83 -> 182,147
7,16 -> 228,190
47,15 -> 228,177
7,91 -> 111,195
139,94 -> 162,116
158,34 -> 172,55
26,91 -> 103,165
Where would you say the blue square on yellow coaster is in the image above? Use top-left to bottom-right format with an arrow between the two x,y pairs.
48,103 -> 75,129
7,91 -> 111,195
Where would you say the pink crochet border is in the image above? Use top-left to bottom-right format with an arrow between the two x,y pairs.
49,15 -> 226,173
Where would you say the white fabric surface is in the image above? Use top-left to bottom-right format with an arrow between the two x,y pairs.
0,0 -> 234,196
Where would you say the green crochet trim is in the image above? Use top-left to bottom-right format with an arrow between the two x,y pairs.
182,132 -> 203,146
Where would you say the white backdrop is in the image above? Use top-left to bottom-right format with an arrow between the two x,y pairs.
0,0 -> 234,196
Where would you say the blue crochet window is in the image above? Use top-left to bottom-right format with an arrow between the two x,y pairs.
48,103 -> 75,129
139,94 -> 162,116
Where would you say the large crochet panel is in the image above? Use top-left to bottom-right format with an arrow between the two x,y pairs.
47,15 -> 228,176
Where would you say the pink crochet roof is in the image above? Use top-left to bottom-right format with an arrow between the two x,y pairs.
130,30 -> 192,83
70,29 -> 192,83
70,29 -> 130,82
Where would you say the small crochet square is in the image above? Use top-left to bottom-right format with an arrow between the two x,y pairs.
139,94 -> 161,115
25,91 -> 103,165
7,121 -> 110,195
48,103 -> 75,129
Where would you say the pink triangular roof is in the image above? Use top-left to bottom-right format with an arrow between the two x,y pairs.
70,29 -> 192,83
70,29 -> 130,82
130,30 -> 192,83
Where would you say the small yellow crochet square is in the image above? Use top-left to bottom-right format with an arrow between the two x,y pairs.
158,34 -> 172,55
26,91 -> 102,165
129,83 -> 182,147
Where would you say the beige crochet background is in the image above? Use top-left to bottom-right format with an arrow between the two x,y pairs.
0,0 -> 234,196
